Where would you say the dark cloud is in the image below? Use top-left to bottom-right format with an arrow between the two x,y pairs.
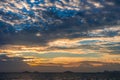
0,0 -> 120,46
108,46 -> 120,55
0,54 -> 29,72
75,61 -> 120,72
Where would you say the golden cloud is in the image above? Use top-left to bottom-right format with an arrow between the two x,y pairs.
0,36 -> 120,67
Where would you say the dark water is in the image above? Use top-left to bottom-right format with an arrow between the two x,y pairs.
0,72 -> 120,80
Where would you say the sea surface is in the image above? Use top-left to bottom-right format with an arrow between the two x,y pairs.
0,72 -> 120,80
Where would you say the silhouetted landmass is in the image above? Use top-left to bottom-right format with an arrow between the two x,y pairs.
22,71 -> 31,73
64,71 -> 74,73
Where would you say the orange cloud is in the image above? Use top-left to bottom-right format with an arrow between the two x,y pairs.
0,36 -> 120,67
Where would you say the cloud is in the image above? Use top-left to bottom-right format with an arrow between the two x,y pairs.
0,0 -> 120,47
88,25 -> 120,37
0,51 -> 120,72
0,0 -> 120,72
0,54 -> 29,72
1,35 -> 120,69
0,36 -> 120,56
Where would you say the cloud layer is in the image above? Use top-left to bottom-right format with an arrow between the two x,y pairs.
0,0 -> 120,72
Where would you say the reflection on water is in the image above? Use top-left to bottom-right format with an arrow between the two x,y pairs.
0,72 -> 120,80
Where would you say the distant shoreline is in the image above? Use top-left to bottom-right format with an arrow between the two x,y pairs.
0,71 -> 120,74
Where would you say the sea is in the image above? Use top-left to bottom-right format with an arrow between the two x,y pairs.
0,72 -> 120,80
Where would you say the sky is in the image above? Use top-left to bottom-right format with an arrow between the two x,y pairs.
0,0 -> 120,72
